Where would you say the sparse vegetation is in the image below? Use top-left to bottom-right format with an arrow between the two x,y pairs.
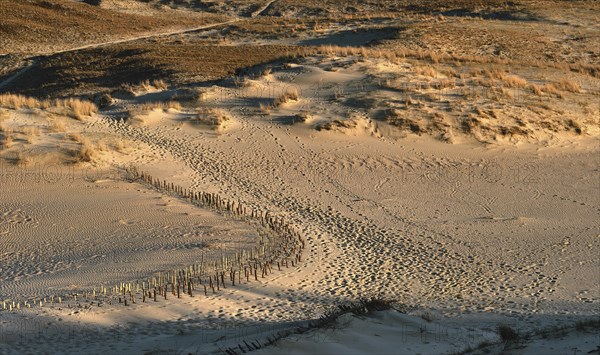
14,151 -> 32,166
415,66 -> 437,78
76,138 -> 96,163
557,79 -> 581,93
273,87 -> 300,107
50,118 -> 67,133
0,109 -> 10,121
0,5 -> 598,355
66,132 -> 83,143
0,94 -> 41,109
1,134 -> 13,149
22,126 -> 41,144
0,94 -> 97,120
140,101 -> 182,111
503,75 -> 528,88
193,108 -> 231,128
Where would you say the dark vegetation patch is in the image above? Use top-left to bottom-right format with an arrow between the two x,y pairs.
1,44 -> 304,98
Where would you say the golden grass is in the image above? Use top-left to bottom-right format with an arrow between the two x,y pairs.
22,126 -> 41,144
530,83 -> 543,96
76,138 -> 95,163
113,140 -> 127,153
151,79 -> 168,90
140,101 -> 182,111
503,75 -> 528,88
66,132 -> 83,143
194,108 -> 231,127
0,94 -> 97,120
14,151 -> 32,166
557,79 -> 581,93
273,87 -> 300,107
541,83 -> 562,98
0,123 -> 9,133
259,102 -> 271,114
299,44 -> 600,79
0,94 -> 40,109
173,88 -> 206,102
1,135 -> 13,149
50,118 -> 67,133
55,98 -> 98,120
415,66 -> 437,78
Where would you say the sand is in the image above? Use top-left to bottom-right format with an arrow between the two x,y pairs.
1,57 -> 598,353
0,1 -> 599,353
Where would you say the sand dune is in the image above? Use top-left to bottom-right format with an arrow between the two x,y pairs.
0,1 -> 598,354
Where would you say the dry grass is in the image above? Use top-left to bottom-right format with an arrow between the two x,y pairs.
259,102 -> 272,114
14,151 -> 32,166
0,94 -> 97,120
50,119 -> 67,133
66,132 -> 83,143
22,126 -> 41,144
0,109 -> 10,121
76,138 -> 95,163
173,88 -> 205,102
415,66 -> 437,78
503,75 -> 528,88
55,98 -> 97,120
530,83 -> 543,96
151,79 -> 168,90
113,140 -> 127,153
541,83 -> 563,98
0,123 -> 10,133
133,79 -> 170,91
193,108 -> 231,127
140,101 -> 182,111
557,79 -> 581,93
273,87 -> 300,107
1,135 -> 13,149
0,94 -> 40,109
529,83 -> 562,97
